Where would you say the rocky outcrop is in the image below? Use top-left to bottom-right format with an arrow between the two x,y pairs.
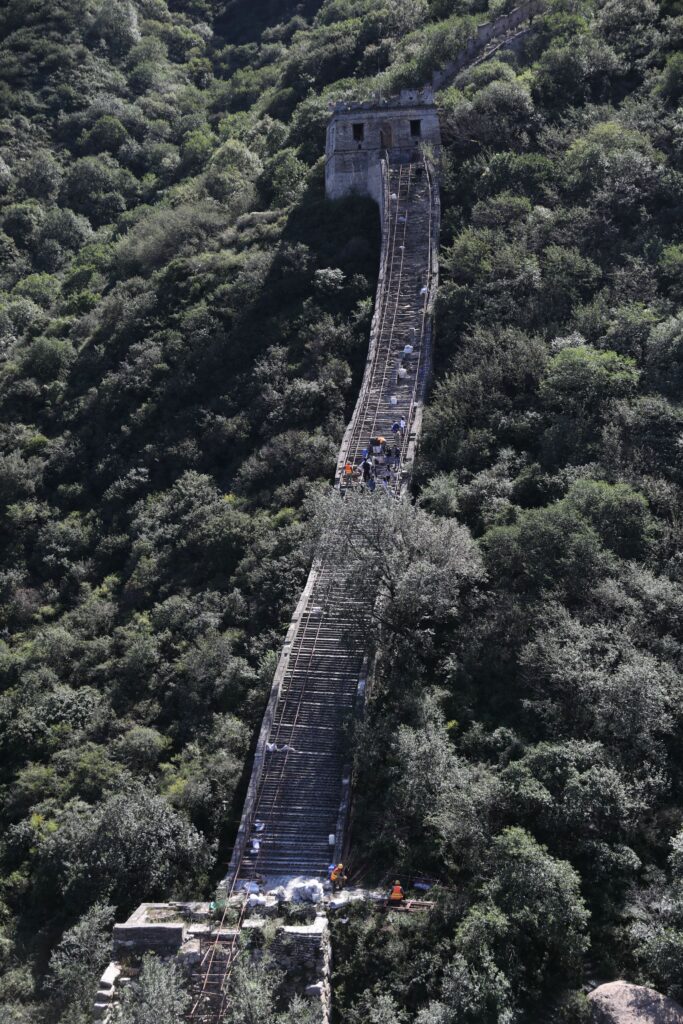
588,982 -> 683,1024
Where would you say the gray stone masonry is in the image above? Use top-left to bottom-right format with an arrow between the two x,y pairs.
95,903 -> 215,1024
431,0 -> 546,89
95,903 -> 332,1024
271,916 -> 332,1022
325,93 -> 441,203
324,1 -> 546,204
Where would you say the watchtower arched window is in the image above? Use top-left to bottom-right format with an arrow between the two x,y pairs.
352,123 -> 364,142
410,119 -> 422,137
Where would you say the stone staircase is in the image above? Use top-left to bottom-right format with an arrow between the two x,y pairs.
236,564 -> 367,880
227,156 -> 439,888
343,162 -> 435,470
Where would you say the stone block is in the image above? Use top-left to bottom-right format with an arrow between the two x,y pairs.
325,102 -> 441,203
178,938 -> 202,967
242,918 -> 265,928
100,963 -> 121,988
113,922 -> 183,955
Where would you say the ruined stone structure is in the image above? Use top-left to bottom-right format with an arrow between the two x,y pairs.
94,902 -> 332,1024
325,88 -> 441,204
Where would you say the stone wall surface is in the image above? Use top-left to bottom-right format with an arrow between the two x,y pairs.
325,102 -> 441,203
271,916 -> 332,1023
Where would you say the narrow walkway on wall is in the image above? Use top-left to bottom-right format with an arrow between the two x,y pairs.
227,155 -> 439,889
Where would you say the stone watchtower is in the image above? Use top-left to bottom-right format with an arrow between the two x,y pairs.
325,87 -> 441,205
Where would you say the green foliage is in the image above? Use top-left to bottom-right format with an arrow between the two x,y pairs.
262,148 -> 309,206
458,827 -> 589,1001
1,0 -> 683,1020
659,51 -> 683,103
416,952 -> 513,1024
344,0 -> 683,1014
312,489 -> 484,644
47,903 -> 115,1020
223,953 -> 282,1024
539,344 -> 639,459
564,479 -> 652,558
0,1 -> 383,1001
646,315 -> 683,396
29,788 -> 212,913
115,954 -> 189,1024
540,345 -> 639,415
19,336 -> 75,382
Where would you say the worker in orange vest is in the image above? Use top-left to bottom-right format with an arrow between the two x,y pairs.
330,863 -> 348,892
389,880 -> 405,904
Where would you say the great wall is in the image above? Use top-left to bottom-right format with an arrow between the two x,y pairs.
91,5 -> 545,1020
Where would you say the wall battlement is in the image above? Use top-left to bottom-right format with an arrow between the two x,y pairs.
328,86 -> 436,112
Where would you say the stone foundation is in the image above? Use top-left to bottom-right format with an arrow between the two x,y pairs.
271,916 -> 332,1023
94,903 -> 332,1024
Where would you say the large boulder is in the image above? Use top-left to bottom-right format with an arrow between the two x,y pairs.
588,981 -> 683,1023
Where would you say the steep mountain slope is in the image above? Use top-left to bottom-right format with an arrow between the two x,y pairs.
0,1 -> 682,1022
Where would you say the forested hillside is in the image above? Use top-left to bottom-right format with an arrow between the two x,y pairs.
0,0 -> 682,1022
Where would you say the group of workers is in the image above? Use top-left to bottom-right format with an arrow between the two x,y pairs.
329,863 -> 405,905
337,328 -> 421,494
342,417 -> 407,493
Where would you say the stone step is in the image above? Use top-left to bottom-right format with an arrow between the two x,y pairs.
232,155 -> 437,886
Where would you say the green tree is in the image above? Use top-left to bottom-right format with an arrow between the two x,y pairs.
482,499 -> 607,599
35,788 -> 213,912
91,0 -> 141,59
263,149 -> 308,206
540,345 -> 639,417
416,953 -> 514,1024
312,489 -> 484,646
564,479 -> 652,558
18,151 -> 63,199
646,315 -> 683,397
659,52 -> 683,103
540,344 -> 639,461
465,828 -> 590,1000
47,903 -> 115,1021
224,953 -> 281,1024
19,336 -> 75,383
115,954 -> 189,1024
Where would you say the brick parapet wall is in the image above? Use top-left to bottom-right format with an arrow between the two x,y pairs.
432,0 -> 546,90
